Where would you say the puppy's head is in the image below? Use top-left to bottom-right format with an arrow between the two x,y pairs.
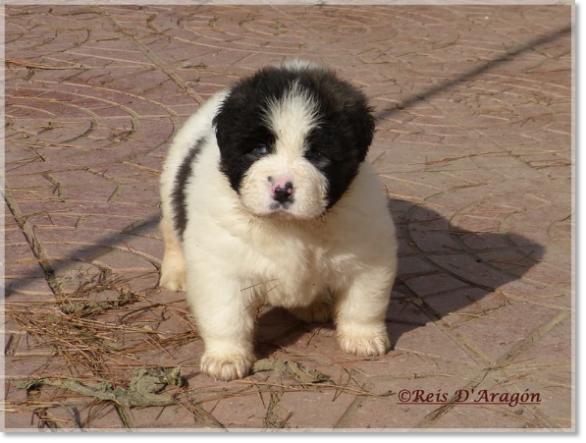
213,61 -> 375,220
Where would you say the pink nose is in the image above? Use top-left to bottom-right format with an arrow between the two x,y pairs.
271,179 -> 295,204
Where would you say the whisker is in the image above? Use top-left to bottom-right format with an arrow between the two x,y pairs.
240,278 -> 280,292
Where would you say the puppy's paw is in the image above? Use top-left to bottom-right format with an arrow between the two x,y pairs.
159,269 -> 185,292
200,350 -> 254,381
290,301 -> 332,324
338,329 -> 391,358
159,255 -> 186,292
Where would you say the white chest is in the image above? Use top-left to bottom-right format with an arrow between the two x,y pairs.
245,232 -> 331,308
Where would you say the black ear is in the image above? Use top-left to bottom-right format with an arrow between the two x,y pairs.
212,91 -> 242,151
335,94 -> 376,164
322,72 -> 377,163
211,84 -> 278,192
351,103 -> 376,163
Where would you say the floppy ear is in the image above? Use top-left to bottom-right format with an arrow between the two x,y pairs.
341,98 -> 376,163
352,104 -> 376,163
212,91 -> 244,152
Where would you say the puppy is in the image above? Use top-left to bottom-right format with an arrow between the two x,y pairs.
159,60 -> 397,381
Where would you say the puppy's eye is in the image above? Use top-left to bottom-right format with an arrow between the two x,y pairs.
306,148 -> 324,160
253,145 -> 269,156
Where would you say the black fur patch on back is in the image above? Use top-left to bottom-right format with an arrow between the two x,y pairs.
172,136 -> 207,239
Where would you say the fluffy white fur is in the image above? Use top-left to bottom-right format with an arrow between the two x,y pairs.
159,67 -> 397,381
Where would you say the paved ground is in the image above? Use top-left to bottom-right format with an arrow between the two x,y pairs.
2,3 -> 573,431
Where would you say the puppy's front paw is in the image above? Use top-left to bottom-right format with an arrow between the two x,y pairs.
159,255 -> 186,292
200,350 -> 255,381
290,301 -> 332,323
338,329 -> 391,358
159,270 -> 185,292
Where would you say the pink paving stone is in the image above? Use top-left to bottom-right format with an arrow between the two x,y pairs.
388,321 -> 478,366
505,316 -> 572,368
430,405 -> 537,429
396,256 -> 439,283
383,171 -> 472,193
23,213 -> 157,233
154,313 -> 198,338
455,215 -> 504,233
44,402 -> 129,430
49,183 -> 121,204
110,183 -> 161,204
386,297 -> 431,325
275,391 -> 357,429
268,324 -> 344,365
131,336 -> 205,369
394,231 -> 421,257
4,355 -> 71,379
12,333 -> 55,357
4,256 -> 45,279
91,249 -> 158,273
500,279 -> 571,307
501,377 -> 573,429
459,231 -> 515,251
3,380 -> 29,407
203,390 -> 268,428
515,261 -> 572,287
404,273 -> 470,297
343,344 -> 480,381
2,278 -> 54,304
423,287 -> 509,327
126,404 -> 203,429
380,175 -> 442,201
116,271 -> 160,293
3,412 -> 42,430
408,216 -> 465,254
3,187 -> 67,205
32,226 -> 162,259
475,249 -> 543,277
454,303 -> 563,364
428,254 -> 521,291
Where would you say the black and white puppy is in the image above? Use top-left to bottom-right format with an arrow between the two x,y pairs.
159,60 -> 397,381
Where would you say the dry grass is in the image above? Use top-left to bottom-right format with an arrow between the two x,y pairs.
5,269 -> 392,429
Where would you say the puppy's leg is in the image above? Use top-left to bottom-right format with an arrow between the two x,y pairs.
159,217 -> 186,291
333,270 -> 394,357
186,269 -> 257,381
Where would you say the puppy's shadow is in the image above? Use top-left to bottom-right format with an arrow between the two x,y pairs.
255,197 -> 545,357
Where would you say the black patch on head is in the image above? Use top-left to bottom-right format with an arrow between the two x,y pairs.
301,74 -> 376,208
213,64 -> 376,209
213,78 -> 279,192
172,136 -> 207,239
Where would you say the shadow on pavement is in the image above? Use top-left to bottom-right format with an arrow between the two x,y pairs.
256,197 -> 544,356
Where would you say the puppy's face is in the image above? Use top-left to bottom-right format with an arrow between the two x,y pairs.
213,65 -> 375,220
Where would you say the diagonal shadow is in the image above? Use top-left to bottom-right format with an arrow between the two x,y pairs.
373,25 -> 571,120
3,214 -> 161,297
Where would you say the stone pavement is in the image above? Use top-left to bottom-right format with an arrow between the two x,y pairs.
1,3 -> 573,431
